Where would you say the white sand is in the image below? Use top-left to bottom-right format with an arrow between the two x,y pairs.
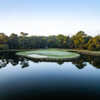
28,54 -> 48,58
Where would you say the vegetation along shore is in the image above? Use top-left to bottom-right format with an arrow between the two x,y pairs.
0,31 -> 100,57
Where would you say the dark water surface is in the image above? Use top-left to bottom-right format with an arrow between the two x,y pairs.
0,52 -> 100,99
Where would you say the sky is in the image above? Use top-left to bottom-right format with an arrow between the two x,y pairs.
0,0 -> 100,36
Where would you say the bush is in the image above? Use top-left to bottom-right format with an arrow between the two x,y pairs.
0,44 -> 9,50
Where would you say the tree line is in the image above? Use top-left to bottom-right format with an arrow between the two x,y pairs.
0,31 -> 100,51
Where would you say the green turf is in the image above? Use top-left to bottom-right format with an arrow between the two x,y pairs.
17,49 -> 80,59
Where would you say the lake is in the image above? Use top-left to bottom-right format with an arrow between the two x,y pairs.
0,52 -> 100,99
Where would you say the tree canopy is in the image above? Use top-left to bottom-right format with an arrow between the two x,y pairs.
0,31 -> 99,51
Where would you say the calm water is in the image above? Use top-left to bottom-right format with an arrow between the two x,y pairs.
0,52 -> 100,99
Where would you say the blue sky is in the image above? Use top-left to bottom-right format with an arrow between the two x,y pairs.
0,0 -> 100,36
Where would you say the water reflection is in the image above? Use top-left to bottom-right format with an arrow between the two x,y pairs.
83,55 -> 100,69
0,52 -> 29,69
0,52 -> 100,99
72,59 -> 87,69
0,52 -> 100,69
72,55 -> 100,69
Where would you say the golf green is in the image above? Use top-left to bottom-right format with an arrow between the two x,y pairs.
17,49 -> 80,61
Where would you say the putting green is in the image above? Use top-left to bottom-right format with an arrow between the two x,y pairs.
17,49 -> 80,61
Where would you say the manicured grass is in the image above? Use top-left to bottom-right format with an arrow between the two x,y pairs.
17,49 -> 80,60
67,49 -> 100,56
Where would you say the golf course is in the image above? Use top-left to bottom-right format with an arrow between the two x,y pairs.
17,49 -> 80,61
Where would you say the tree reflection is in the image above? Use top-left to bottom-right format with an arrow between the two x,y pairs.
0,52 -> 100,69
71,55 -> 100,69
20,59 -> 29,68
0,52 -> 29,69
86,56 -> 100,69
72,58 -> 87,69
57,61 -> 64,65
0,59 -> 7,68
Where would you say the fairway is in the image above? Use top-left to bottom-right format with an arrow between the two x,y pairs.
17,49 -> 80,61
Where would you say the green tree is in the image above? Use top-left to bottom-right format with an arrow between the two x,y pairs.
0,33 -> 8,50
56,34 -> 67,48
19,32 -> 28,49
87,35 -> 100,51
72,31 -> 90,49
8,33 -> 19,49
47,36 -> 58,48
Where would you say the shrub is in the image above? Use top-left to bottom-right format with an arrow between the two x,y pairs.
0,44 -> 9,50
